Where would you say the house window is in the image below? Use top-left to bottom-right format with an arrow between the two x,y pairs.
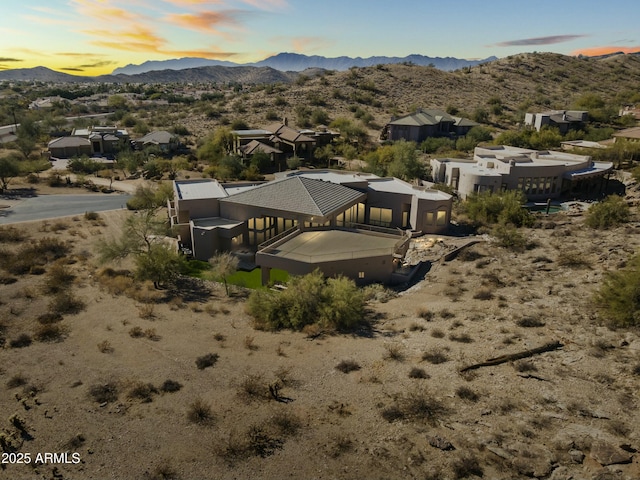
358,272 -> 365,279
436,210 -> 447,226
551,177 -> 558,193
402,211 -> 409,228
517,177 -> 524,191
424,212 -> 435,226
369,207 -> 392,227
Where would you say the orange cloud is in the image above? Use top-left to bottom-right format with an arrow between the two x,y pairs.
166,10 -> 242,34
291,36 -> 331,53
572,46 -> 640,56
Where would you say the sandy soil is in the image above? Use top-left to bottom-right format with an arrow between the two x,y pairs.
1,197 -> 640,480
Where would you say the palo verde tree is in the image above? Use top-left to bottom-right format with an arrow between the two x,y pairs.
97,205 -> 186,288
0,156 -> 21,192
208,251 -> 239,296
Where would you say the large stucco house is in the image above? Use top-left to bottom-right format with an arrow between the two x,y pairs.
169,170 -> 452,285
430,145 -> 613,200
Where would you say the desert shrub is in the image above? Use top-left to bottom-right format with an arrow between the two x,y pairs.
63,434 -> 86,450
408,367 -> 429,379
449,332 -> 473,343
37,312 -> 63,324
42,261 -> 75,294
34,323 -> 65,342
422,348 -> 449,364
160,380 -> 182,393
89,382 -> 119,403
335,359 -> 361,373
187,398 -> 214,426
633,364 -> 640,376
10,333 -> 32,348
382,387 -> 448,424
594,254 -> 640,326
408,322 -> 426,331
237,374 -> 266,401
516,317 -> 545,328
326,433 -> 353,458
6,374 -> 28,389
452,455 -> 483,479
383,343 -> 405,361
84,211 -> 100,221
143,462 -> 179,480
270,411 -> 302,436
0,226 -> 26,243
48,291 -> 85,314
439,309 -> 455,319
472,288 -> 494,300
417,307 -> 434,321
195,353 -> 219,370
492,224 -> 529,251
585,195 -> 629,229
128,382 -> 158,403
556,250 -> 591,268
515,361 -> 538,372
456,386 -> 480,402
97,340 -> 113,353
431,328 -> 445,338
247,270 -> 365,331
129,326 -> 145,338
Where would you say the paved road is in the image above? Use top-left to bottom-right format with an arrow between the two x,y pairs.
0,194 -> 131,224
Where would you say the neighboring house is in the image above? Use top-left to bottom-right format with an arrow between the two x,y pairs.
47,136 -> 92,158
612,126 -> 640,142
71,126 -> 129,155
381,109 -> 478,143
431,145 -> 613,200
133,130 -> 180,153
560,140 -> 608,151
524,110 -> 587,133
232,121 -> 339,166
168,170 -> 452,285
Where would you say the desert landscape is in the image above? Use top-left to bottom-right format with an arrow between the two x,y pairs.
1,172 -> 640,480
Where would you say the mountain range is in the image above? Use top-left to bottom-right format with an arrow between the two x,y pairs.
0,53 -> 497,83
111,52 -> 498,75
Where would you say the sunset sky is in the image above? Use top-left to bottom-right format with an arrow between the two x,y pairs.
1,0 -> 639,76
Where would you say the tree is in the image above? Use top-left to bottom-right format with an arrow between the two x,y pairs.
585,195 -> 630,229
594,254 -> 640,327
0,156 -> 20,191
208,252 -> 239,296
14,116 -> 41,159
247,269 -> 365,331
462,190 -> 533,227
135,243 -> 187,289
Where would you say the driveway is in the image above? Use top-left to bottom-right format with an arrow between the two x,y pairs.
0,194 -> 131,224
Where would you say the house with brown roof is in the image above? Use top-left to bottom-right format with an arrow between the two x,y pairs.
381,109 -> 478,143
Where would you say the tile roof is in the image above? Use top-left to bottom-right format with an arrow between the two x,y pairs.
48,136 -> 91,148
220,176 -> 366,217
241,139 -> 282,155
387,109 -> 478,128
137,131 -> 174,144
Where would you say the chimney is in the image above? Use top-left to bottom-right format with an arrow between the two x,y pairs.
283,117 -> 288,126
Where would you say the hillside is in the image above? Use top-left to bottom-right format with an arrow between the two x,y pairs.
171,52 -> 640,139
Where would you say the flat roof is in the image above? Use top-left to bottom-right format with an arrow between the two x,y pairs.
192,217 -> 244,230
261,230 -> 399,263
175,179 -> 227,200
367,178 -> 452,200
278,169 -> 377,185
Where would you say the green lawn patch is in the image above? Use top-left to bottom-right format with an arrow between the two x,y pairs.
226,268 -> 289,289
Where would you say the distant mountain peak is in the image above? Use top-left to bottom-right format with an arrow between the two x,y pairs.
110,53 -> 498,75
